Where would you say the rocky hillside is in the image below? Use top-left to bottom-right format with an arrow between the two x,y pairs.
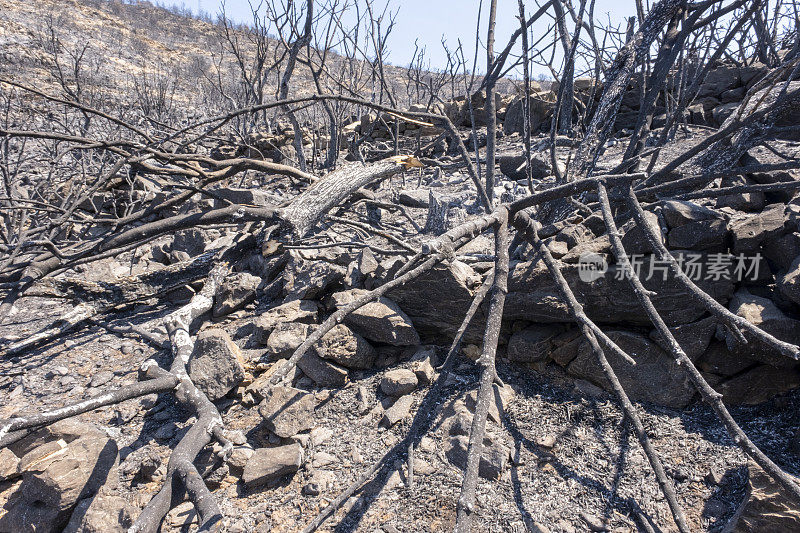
0,0 -> 515,121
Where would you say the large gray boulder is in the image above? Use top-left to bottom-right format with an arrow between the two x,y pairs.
778,255 -> 800,306
667,219 -> 729,252
561,330 -> 696,408
725,289 -> 800,367
503,91 -> 555,135
505,256 -> 735,327
258,386 -> 316,438
660,200 -> 724,228
0,434 -> 118,533
313,324 -> 376,370
715,365 -> 800,405
63,493 -> 135,533
212,272 -> 261,317
252,300 -> 319,344
330,289 -> 420,346
242,444 -> 303,489
187,329 -> 246,401
649,316 -> 717,360
506,324 -> 566,363
389,261 -> 484,343
297,351 -> 348,387
730,203 -> 787,254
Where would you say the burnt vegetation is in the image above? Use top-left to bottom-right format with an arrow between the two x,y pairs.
1,0 -> 800,531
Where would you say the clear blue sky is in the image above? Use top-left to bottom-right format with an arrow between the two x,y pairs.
165,0 -> 635,75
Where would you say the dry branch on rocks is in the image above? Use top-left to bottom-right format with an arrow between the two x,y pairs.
2,0 -> 800,531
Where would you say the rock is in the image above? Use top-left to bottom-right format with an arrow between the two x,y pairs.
717,175 -> 765,211
172,228 -> 208,256
715,364 -> 800,405
507,324 -> 566,363
561,235 -> 611,263
720,85 -> 746,102
732,460 -> 800,531
355,248 -> 378,280
444,434 -> 509,480
619,210 -> 664,254
726,289 -> 800,367
283,254 -> 345,301
122,448 -> 161,483
555,224 -> 594,249
389,261 -> 484,343
536,435 -> 557,450
498,151 -> 558,181
697,341 -> 757,377
330,290 -> 420,346
63,494 -> 135,533
346,247 -> 379,288
0,436 -> 118,533
410,357 -> 435,385
580,512 -> 608,532
730,203 -> 787,253
742,146 -> 799,186
302,469 -> 336,496
503,92 -> 556,135
705,468 -> 724,486
380,369 -> 419,396
462,344 -> 481,361
376,256 -> 405,283
164,501 -> 197,530
649,316 -> 717,360
227,446 -> 254,474
547,239 -> 569,258
763,233 -> 800,272
313,324 -> 376,370
187,329 -> 245,401
7,420 -> 105,464
0,449 -> 19,481
712,101 -> 741,125
297,351 -> 348,387
465,383 -> 514,424
667,218 -> 729,251
564,330 -> 696,408
505,255 -> 735,327
310,427 -> 333,447
211,187 -> 276,207
213,272 -> 261,317
89,370 -> 114,388
778,255 -> 800,306
253,300 -> 319,344
242,444 -> 303,489
720,81 -> 800,140
398,189 -> 430,208
266,322 -> 311,359
258,386 -> 316,438
310,452 -> 337,468
381,395 -> 414,427
687,103 -> 710,125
